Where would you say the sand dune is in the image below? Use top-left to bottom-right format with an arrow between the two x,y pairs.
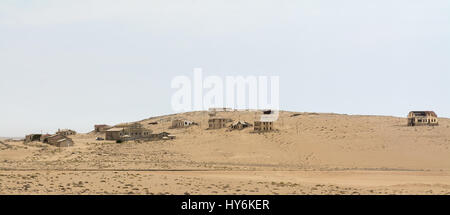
1,111 -> 450,194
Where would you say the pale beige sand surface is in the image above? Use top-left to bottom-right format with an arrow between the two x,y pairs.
1,170 -> 449,195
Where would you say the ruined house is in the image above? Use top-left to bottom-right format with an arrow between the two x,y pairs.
230,121 -> 252,130
105,128 -> 124,141
171,119 -> 195,128
56,129 -> 76,136
105,123 -> 152,141
43,134 -> 74,147
208,118 -> 232,129
407,111 -> 438,126
24,134 -> 42,143
254,120 -> 274,132
94,124 -> 111,132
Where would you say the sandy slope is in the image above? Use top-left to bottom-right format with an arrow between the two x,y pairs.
1,111 -> 450,194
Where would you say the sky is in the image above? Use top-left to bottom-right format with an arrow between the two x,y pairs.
1,0 -> 449,137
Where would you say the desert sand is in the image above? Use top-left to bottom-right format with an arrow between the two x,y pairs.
1,111 -> 450,195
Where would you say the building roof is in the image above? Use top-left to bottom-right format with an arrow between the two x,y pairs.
173,119 -> 193,123
409,111 -> 437,117
49,134 -> 65,138
106,128 -> 124,132
46,134 -> 68,142
115,122 -> 142,128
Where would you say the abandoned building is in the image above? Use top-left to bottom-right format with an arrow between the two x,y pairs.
94,124 -> 111,132
53,138 -> 74,147
43,134 -> 74,147
56,129 -> 76,136
106,127 -> 172,142
171,119 -> 195,128
24,134 -> 42,143
24,133 -> 73,147
105,128 -> 124,140
105,123 -> 152,141
208,118 -> 232,129
254,120 -> 274,132
407,111 -> 438,126
230,121 -> 252,130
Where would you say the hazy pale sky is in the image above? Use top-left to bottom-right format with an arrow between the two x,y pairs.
1,0 -> 449,137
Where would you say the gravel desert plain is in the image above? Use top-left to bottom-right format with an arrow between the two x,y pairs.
1,110 -> 450,195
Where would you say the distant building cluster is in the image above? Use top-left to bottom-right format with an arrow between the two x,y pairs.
99,108 -> 279,144
23,109 -> 439,147
24,128 -> 76,147
207,109 -> 277,132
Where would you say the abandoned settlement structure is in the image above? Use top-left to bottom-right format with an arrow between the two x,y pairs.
56,129 -> 77,136
24,133 -> 74,147
230,121 -> 252,130
24,134 -> 42,143
43,134 -> 74,147
254,120 -> 274,132
104,122 -> 174,141
407,111 -> 439,126
208,118 -> 232,129
105,123 -> 152,141
171,119 -> 195,128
